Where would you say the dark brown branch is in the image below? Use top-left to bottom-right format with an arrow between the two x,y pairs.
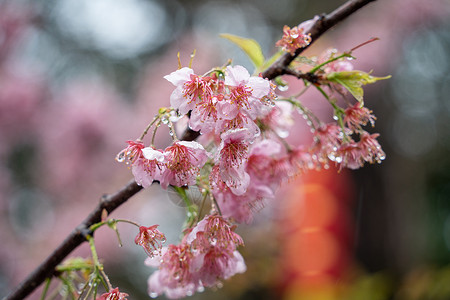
5,179 -> 143,300
283,68 -> 321,84
262,0 -> 376,80
4,1 -> 376,299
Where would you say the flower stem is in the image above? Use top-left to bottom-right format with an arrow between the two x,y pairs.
139,116 -> 160,141
39,278 -> 51,300
309,52 -> 353,74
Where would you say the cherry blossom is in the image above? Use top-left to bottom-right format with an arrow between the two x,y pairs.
275,23 -> 312,54
159,141 -> 209,189
344,102 -> 376,132
135,225 -> 166,258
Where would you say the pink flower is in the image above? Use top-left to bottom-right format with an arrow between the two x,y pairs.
313,123 -> 349,164
209,166 -> 253,223
275,24 -> 312,54
216,129 -> 253,195
344,102 -> 376,132
131,147 -> 165,188
215,111 -> 260,137
260,101 -> 294,138
159,141 -> 209,189
359,131 -> 385,164
115,140 -> 145,165
135,225 -> 166,258
187,215 -> 244,250
164,68 -> 216,115
336,142 -> 364,170
147,243 -> 199,299
188,94 -> 222,134
194,247 -> 246,287
185,215 -> 246,287
287,145 -> 318,174
224,65 -> 271,120
97,288 -> 128,300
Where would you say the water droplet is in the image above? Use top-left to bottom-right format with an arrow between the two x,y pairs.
169,130 -> 174,136
278,85 -> 289,92
116,151 -> 126,162
161,118 -> 169,125
278,130 -> 289,138
333,115 -> 338,121
197,286 -> 205,293
150,292 -> 158,298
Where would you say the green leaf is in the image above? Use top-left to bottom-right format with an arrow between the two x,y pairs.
327,71 -> 391,103
220,33 -> 265,68
256,50 -> 284,73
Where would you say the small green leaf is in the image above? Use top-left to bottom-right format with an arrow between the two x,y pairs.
220,33 -> 265,68
256,50 -> 284,73
327,71 -> 390,103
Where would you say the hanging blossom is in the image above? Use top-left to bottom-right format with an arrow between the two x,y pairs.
135,225 -> 166,258
215,128 -> 254,195
132,147 -> 165,188
115,53 -> 387,298
344,102 -> 376,132
97,288 -> 128,300
115,140 -> 145,165
146,215 -> 245,299
159,141 -> 209,189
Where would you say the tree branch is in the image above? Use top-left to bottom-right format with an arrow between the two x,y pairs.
4,1 -> 376,299
261,0 -> 376,80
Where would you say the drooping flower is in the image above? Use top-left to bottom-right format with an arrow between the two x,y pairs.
187,214 -> 244,250
358,131 -> 385,164
135,225 -> 166,258
115,140 -> 145,165
209,167 -> 252,223
131,147 -> 165,188
215,129 -> 253,195
312,123 -> 344,164
336,141 -> 364,170
185,215 -> 246,287
147,243 -> 199,299
159,141 -> 209,189
193,247 -> 246,287
97,288 -> 128,300
344,102 -> 376,132
259,101 -> 294,138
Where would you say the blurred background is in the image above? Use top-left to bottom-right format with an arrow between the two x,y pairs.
1,0 -> 450,299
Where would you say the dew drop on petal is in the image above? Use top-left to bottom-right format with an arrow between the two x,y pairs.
278,85 -> 289,92
150,292 -> 158,298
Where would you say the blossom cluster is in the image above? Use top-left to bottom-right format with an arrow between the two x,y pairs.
144,215 -> 245,299
116,27 -> 387,298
